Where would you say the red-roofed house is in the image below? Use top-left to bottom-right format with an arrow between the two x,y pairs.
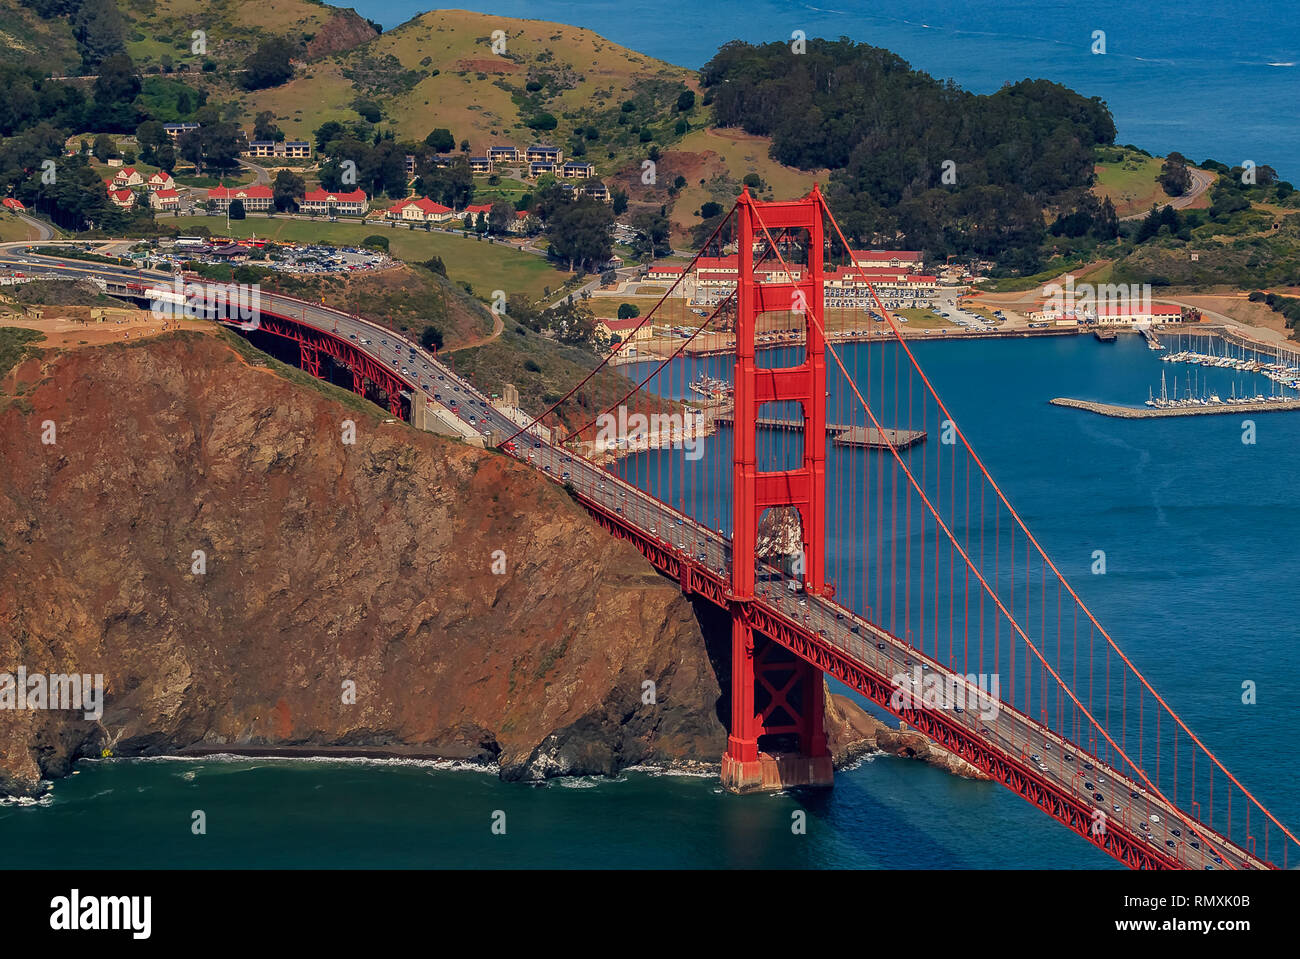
301,187 -> 369,216
646,264 -> 684,281
107,187 -> 135,209
2,197 -> 25,212
149,188 -> 181,212
208,184 -> 274,212
386,196 -> 455,223
847,250 -> 924,270
461,203 -> 492,218
597,316 -> 651,343
146,171 -> 176,192
113,167 -> 143,189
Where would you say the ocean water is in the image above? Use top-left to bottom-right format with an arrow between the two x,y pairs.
358,0 -> 1300,178
4,334 -> 1297,869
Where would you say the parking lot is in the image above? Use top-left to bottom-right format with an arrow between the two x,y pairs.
144,242 -> 391,275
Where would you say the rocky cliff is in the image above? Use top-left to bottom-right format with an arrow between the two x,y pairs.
305,9 -> 380,60
0,331 -> 729,796
0,330 -> 984,796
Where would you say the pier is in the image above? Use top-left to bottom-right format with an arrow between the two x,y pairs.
1050,396 -> 1300,418
711,409 -> 925,448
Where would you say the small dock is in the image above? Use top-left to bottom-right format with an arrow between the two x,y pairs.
711,411 -> 925,448
1094,329 -> 1118,343
834,425 -> 927,448
1050,397 -> 1300,418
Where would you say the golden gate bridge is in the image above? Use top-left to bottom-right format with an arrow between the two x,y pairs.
9,187 -> 1297,870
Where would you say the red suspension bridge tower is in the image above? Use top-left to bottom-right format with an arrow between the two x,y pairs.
722,186 -> 834,792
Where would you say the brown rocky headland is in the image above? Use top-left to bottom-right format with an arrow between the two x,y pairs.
0,329 -> 984,796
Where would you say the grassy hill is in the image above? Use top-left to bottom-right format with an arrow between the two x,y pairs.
118,0 -> 361,70
238,9 -> 695,162
0,1 -> 78,74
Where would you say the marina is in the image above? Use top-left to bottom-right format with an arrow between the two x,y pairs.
1051,396 -> 1300,418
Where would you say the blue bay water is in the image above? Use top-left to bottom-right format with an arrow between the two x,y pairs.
358,0 -> 1300,178
3,334 -> 1297,868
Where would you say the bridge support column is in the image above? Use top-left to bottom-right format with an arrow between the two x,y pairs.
721,607 -> 760,790
722,606 -> 833,794
722,185 -> 834,794
300,343 -> 322,378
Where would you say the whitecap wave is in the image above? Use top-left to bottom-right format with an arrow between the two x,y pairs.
0,792 -> 54,807
622,764 -> 718,778
99,753 -> 498,774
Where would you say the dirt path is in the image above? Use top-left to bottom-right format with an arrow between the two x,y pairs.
1,313 -> 212,349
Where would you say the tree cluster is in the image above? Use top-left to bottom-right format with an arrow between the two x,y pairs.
702,39 -> 1118,268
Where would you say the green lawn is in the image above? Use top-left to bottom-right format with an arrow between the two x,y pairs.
0,215 -> 45,242
1094,150 -> 1167,218
162,215 -> 569,302
893,308 -> 954,329
174,171 -> 256,189
470,179 -> 532,205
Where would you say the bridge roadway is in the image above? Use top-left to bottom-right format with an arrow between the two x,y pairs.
0,249 -> 1268,870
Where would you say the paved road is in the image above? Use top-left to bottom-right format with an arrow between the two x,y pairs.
238,159 -> 272,187
1119,166 -> 1216,221
0,246 -> 1271,871
14,213 -> 55,241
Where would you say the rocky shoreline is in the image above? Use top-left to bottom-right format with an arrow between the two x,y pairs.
0,332 -> 987,798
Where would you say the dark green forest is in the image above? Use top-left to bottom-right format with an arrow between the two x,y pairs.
702,38 -> 1119,270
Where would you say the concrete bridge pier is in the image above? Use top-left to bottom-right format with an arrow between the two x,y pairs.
721,608 -> 833,793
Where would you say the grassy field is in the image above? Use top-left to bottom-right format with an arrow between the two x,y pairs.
587,295 -> 665,319
0,215 -> 45,242
0,0 -> 78,73
164,215 -> 569,302
1093,149 -> 1167,218
470,179 -> 533,206
119,0 -> 340,70
891,308 -> 955,330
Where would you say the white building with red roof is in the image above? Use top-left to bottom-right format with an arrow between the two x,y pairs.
2,197 -> 25,212
847,250 -> 924,270
149,188 -> 181,211
597,316 -> 651,343
646,263 -> 685,282
146,171 -> 176,192
386,196 -> 455,223
300,187 -> 369,216
208,184 -> 274,212
112,167 -> 143,189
